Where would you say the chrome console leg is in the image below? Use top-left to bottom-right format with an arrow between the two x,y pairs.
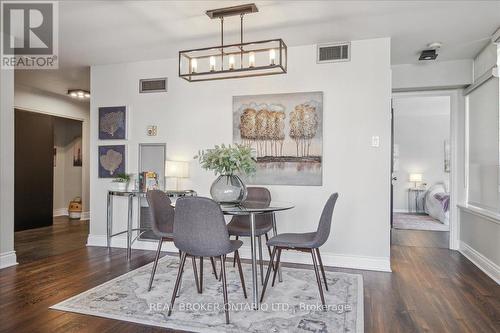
106,191 -> 113,249
126,194 -> 133,260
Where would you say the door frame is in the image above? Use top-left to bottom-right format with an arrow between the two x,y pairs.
391,89 -> 464,250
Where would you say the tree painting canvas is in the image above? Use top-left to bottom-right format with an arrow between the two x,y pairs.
99,106 -> 126,140
99,145 -> 125,178
233,91 -> 323,185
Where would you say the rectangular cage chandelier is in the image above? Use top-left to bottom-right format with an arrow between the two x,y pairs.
179,3 -> 287,82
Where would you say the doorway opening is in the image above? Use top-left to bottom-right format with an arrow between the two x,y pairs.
390,95 -> 451,249
14,110 -> 88,263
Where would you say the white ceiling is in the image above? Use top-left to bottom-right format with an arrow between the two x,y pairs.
57,0 -> 499,67
15,1 -> 500,95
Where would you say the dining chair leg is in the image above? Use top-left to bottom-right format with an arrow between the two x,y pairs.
310,249 -> 326,310
235,250 -> 247,299
168,251 -> 187,317
258,236 -> 264,285
147,237 -> 163,291
260,247 -> 276,303
210,257 -> 218,280
191,256 -> 201,294
271,248 -> 282,287
315,248 -> 328,291
220,255 -> 230,324
265,233 -> 275,273
233,236 -> 239,267
199,257 -> 204,293
219,255 -> 225,282
176,251 -> 183,297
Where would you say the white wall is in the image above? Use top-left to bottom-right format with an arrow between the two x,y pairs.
53,118 -> 83,214
392,96 -> 450,211
90,38 -> 392,271
459,42 -> 500,284
0,67 -> 17,269
14,84 -> 90,218
392,59 -> 473,91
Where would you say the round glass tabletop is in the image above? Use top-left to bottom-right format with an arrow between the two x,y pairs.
220,200 -> 294,215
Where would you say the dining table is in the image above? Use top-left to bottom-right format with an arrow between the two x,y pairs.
219,200 -> 295,309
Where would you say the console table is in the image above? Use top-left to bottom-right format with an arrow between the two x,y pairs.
106,189 -> 196,260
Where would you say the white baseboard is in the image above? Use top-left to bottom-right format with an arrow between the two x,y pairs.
393,209 -> 409,213
53,208 -> 68,216
0,251 -> 18,269
80,211 -> 90,220
459,241 -> 500,285
87,234 -> 391,272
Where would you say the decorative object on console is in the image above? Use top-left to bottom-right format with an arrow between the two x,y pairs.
195,144 -> 256,205
233,91 -> 323,186
165,160 -> 189,191
98,145 -> 125,178
98,106 -> 127,140
112,173 -> 131,191
178,3 -> 287,82
409,173 -> 423,188
139,171 -> 159,192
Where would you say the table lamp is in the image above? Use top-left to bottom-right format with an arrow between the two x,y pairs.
409,173 -> 423,188
165,160 -> 189,191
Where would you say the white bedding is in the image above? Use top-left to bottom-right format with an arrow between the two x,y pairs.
425,183 -> 449,225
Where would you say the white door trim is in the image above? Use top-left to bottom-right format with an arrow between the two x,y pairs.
392,89 -> 463,250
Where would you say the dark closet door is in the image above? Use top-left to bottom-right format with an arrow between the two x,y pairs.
15,110 -> 54,231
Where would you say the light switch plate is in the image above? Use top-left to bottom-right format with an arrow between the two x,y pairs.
371,136 -> 380,147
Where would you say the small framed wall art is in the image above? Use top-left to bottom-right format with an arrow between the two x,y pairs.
99,145 -> 126,178
99,106 -> 127,140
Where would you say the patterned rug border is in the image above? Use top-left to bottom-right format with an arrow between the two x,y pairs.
50,255 -> 364,333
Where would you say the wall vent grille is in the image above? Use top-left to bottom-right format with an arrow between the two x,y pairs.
317,42 -> 350,63
139,78 -> 167,93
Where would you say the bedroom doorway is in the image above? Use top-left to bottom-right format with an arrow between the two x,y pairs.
390,94 -> 451,249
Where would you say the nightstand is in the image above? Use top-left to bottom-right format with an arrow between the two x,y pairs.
408,188 -> 426,213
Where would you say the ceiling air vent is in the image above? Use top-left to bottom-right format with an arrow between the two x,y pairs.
139,78 -> 167,93
317,42 -> 350,63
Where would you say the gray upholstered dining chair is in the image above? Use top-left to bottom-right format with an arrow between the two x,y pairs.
260,193 -> 339,310
168,197 -> 247,324
227,187 -> 275,283
146,190 -> 218,292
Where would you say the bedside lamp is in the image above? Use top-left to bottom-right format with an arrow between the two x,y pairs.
165,160 -> 189,191
409,173 -> 423,188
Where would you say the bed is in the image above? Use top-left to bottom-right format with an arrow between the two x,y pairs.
425,183 -> 450,225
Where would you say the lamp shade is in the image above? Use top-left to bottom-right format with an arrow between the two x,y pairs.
409,173 -> 423,182
165,160 -> 189,178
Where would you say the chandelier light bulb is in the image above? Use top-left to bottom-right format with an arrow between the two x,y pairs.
269,49 -> 276,66
229,55 -> 235,70
191,58 -> 198,73
209,56 -> 216,71
249,52 -> 255,68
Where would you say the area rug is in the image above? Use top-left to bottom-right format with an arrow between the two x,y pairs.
51,255 -> 364,333
393,213 -> 449,231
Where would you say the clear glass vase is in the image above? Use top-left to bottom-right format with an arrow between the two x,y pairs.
210,175 -> 247,205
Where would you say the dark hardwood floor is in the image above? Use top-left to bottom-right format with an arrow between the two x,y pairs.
14,216 -> 89,264
391,229 -> 450,248
1,218 -> 499,332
